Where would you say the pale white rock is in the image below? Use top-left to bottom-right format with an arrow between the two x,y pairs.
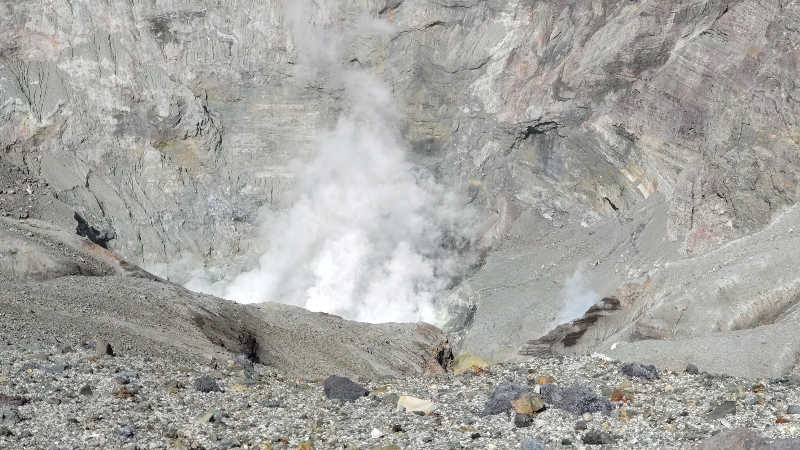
397,395 -> 435,416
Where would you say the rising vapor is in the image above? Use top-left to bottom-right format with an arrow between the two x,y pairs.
186,1 -> 477,324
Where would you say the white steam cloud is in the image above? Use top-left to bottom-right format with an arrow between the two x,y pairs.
186,1 -> 476,324
554,268 -> 599,325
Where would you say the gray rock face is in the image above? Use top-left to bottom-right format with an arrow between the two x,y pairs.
523,204 -> 800,378
2,0 -> 800,377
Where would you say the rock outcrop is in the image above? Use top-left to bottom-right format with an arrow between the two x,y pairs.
0,217 -> 451,378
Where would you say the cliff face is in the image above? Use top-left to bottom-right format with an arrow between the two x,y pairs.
2,1 -> 800,371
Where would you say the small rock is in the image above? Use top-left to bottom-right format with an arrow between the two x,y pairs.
58,345 -> 74,354
119,426 -> 135,439
0,426 -> 12,437
521,437 -> 547,450
194,375 -> 221,393
135,402 -> 152,412
540,384 -> 612,416
727,384 -> 746,400
381,393 -> 399,407
512,393 -> 546,415
452,353 -> 489,375
42,363 -> 70,374
217,439 -> 239,450
391,424 -> 403,433
697,429 -> 765,449
787,405 -> 800,415
398,396 -> 435,415
620,362 -> 660,381
574,420 -> 588,431
773,438 -> 800,449
296,442 -> 313,450
166,380 -> 184,393
514,413 -> 533,428
323,376 -> 368,402
0,394 -> 27,407
582,431 -> 617,445
96,341 -> 115,357
370,428 -> 384,439
164,426 -> 179,439
21,362 -> 41,372
536,376 -> 556,385
79,384 -> 93,396
707,401 -> 737,420
470,432 -> 481,439
610,389 -> 634,403
264,399 -> 281,408
114,371 -> 138,385
484,382 -> 528,415
782,375 -> 800,386
0,407 -> 22,425
112,384 -> 139,399
196,411 -> 223,424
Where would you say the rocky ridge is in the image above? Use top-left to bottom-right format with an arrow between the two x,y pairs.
0,216 -> 451,379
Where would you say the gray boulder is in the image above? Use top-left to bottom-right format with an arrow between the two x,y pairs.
539,384 -> 612,416
322,376 -> 368,402
483,382 -> 527,416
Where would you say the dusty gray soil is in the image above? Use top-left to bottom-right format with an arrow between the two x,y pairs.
1,346 -> 800,449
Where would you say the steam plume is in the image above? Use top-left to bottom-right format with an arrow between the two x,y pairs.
555,268 -> 599,325
187,1 -> 476,324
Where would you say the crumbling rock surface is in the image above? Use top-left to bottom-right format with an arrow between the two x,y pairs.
1,0 -> 800,378
0,221 -> 451,379
522,204 -> 800,378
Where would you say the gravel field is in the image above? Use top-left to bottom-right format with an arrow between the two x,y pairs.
1,344 -> 799,449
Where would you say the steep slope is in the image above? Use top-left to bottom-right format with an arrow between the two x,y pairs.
0,217 -> 450,378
